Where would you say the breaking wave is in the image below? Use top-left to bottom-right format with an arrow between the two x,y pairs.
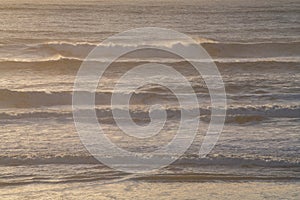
0,105 -> 299,124
0,154 -> 298,168
0,41 -> 299,63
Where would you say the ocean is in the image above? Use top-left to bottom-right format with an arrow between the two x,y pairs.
0,0 -> 299,199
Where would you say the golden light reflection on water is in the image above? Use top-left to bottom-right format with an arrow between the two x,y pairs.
0,181 -> 299,199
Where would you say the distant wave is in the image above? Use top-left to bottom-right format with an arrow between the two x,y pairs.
0,155 -> 98,166
0,58 -> 299,75
1,88 -> 300,107
0,154 -> 298,168
1,105 -> 299,124
172,155 -> 300,169
1,56 -> 300,64
0,89 -> 73,108
202,41 -> 300,58
0,41 -> 299,63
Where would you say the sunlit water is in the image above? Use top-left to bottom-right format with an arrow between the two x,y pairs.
0,0 -> 299,199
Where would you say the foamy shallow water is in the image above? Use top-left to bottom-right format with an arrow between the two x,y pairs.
1,181 -> 299,199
